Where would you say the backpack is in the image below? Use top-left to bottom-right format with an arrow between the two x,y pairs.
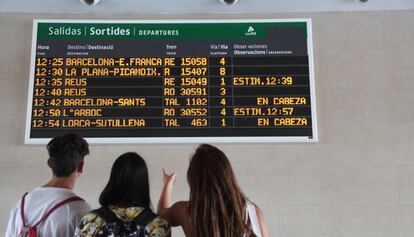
18,192 -> 84,237
92,206 -> 157,237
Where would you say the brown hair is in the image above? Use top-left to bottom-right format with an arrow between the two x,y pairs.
187,144 -> 253,237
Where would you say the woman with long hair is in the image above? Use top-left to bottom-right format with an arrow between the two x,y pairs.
158,144 -> 268,237
75,152 -> 170,237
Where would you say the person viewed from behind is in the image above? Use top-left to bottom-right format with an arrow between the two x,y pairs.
75,152 -> 171,237
158,144 -> 269,237
5,133 -> 91,237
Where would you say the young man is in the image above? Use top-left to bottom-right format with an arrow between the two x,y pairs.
5,133 -> 92,237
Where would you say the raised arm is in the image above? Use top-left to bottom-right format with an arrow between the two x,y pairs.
157,169 -> 178,224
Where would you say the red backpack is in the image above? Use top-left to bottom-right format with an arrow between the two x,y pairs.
18,192 -> 83,237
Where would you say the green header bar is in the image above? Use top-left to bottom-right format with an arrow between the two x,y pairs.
37,22 -> 307,40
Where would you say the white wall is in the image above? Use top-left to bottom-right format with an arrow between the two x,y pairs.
0,11 -> 414,237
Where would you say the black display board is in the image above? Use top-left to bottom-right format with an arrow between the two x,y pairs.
25,19 -> 317,144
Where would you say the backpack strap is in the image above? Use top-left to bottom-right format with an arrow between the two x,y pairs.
130,208 -> 157,227
20,192 -> 84,228
20,192 -> 29,227
93,206 -> 125,226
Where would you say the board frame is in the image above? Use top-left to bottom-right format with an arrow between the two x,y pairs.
25,19 -> 318,144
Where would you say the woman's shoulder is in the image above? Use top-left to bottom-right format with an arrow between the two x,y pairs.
246,200 -> 262,211
75,212 -> 106,236
147,215 -> 171,236
170,201 -> 190,219
171,201 -> 189,209
245,201 -> 265,218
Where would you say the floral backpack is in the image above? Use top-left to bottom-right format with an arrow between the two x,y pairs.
92,207 -> 157,237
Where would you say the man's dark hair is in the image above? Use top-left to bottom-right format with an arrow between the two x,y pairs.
47,133 -> 89,177
99,152 -> 151,208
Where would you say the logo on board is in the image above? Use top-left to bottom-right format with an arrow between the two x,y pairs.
245,26 -> 257,36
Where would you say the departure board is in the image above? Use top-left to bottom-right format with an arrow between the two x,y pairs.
25,19 -> 317,144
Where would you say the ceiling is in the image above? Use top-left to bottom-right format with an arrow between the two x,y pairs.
1,0 -> 413,14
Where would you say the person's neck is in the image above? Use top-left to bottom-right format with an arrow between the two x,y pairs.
43,174 -> 77,190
